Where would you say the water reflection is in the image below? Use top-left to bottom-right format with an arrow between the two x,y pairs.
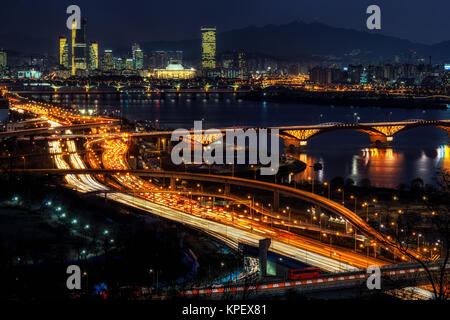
293,145 -> 449,189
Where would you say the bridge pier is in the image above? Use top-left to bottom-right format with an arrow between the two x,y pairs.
369,135 -> 391,148
283,138 -> 306,153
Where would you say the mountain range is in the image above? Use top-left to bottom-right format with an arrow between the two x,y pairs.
1,21 -> 449,63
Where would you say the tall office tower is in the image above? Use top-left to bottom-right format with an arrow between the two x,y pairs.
132,44 -> 144,70
102,50 -> 114,71
125,58 -> 133,70
58,36 -> 70,68
88,41 -> 99,70
201,27 -> 216,69
0,49 -> 7,68
71,18 -> 88,75
238,51 -> 247,72
114,57 -> 126,71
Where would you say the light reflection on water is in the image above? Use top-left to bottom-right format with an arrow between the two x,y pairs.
294,145 -> 449,188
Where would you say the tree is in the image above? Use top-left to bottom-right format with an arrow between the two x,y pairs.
391,170 -> 449,300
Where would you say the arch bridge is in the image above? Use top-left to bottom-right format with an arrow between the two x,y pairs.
274,120 -> 450,148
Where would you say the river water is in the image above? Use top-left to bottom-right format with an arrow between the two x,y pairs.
59,94 -> 450,188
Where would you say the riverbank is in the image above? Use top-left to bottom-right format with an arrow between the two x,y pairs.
242,89 -> 449,109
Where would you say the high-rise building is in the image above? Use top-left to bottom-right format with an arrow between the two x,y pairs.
0,49 -> 7,68
125,58 -> 133,70
88,41 -> 99,70
71,18 -> 88,75
58,36 -> 70,68
132,44 -> 144,70
201,27 -> 216,69
102,50 -> 114,71
310,67 -> 332,84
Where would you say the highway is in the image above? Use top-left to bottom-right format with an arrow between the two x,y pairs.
7,94 -> 394,272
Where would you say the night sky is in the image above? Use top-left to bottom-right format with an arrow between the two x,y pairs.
0,0 -> 449,50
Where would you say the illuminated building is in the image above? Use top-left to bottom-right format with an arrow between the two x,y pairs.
125,58 -> 133,70
88,41 -> 99,70
0,49 -> 6,75
201,27 -> 216,69
58,36 -> 69,68
102,50 -> 114,71
132,43 -> 144,70
71,18 -> 88,75
155,63 -> 195,79
238,51 -> 246,73
17,70 -> 42,79
113,57 -> 125,70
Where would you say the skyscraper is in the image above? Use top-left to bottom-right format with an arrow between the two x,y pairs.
0,49 -> 7,68
71,18 -> 88,75
58,36 -> 69,68
201,27 -> 216,69
132,44 -> 144,70
102,50 -> 114,71
88,41 -> 99,70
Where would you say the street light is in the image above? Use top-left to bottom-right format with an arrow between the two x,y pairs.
323,182 -> 330,199
350,195 -> 357,213
337,188 -> 344,205
362,202 -> 369,222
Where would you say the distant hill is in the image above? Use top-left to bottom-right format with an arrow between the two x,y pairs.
141,21 -> 449,63
422,41 -> 450,62
1,21 -> 449,63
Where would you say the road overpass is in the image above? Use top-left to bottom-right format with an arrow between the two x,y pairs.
6,168 -> 407,258
0,121 -> 120,140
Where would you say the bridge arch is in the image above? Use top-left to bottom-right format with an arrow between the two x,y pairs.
279,124 -> 389,148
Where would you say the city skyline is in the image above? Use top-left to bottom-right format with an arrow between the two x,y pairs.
1,0 -> 450,55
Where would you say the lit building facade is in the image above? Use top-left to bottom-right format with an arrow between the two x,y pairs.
155,63 -> 195,79
102,50 -> 114,71
201,27 -> 216,69
88,41 -> 99,70
132,45 -> 144,70
71,18 -> 88,75
58,36 -> 70,68
0,49 -> 7,69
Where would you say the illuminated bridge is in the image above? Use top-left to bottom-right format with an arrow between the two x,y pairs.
274,120 -> 450,147
109,119 -> 450,149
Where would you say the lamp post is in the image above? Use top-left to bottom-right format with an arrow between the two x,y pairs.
337,188 -> 344,205
324,181 -> 330,199
307,175 -> 314,194
350,195 -> 357,213
362,202 -> 369,222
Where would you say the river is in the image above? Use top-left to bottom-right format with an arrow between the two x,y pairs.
57,94 -> 450,188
